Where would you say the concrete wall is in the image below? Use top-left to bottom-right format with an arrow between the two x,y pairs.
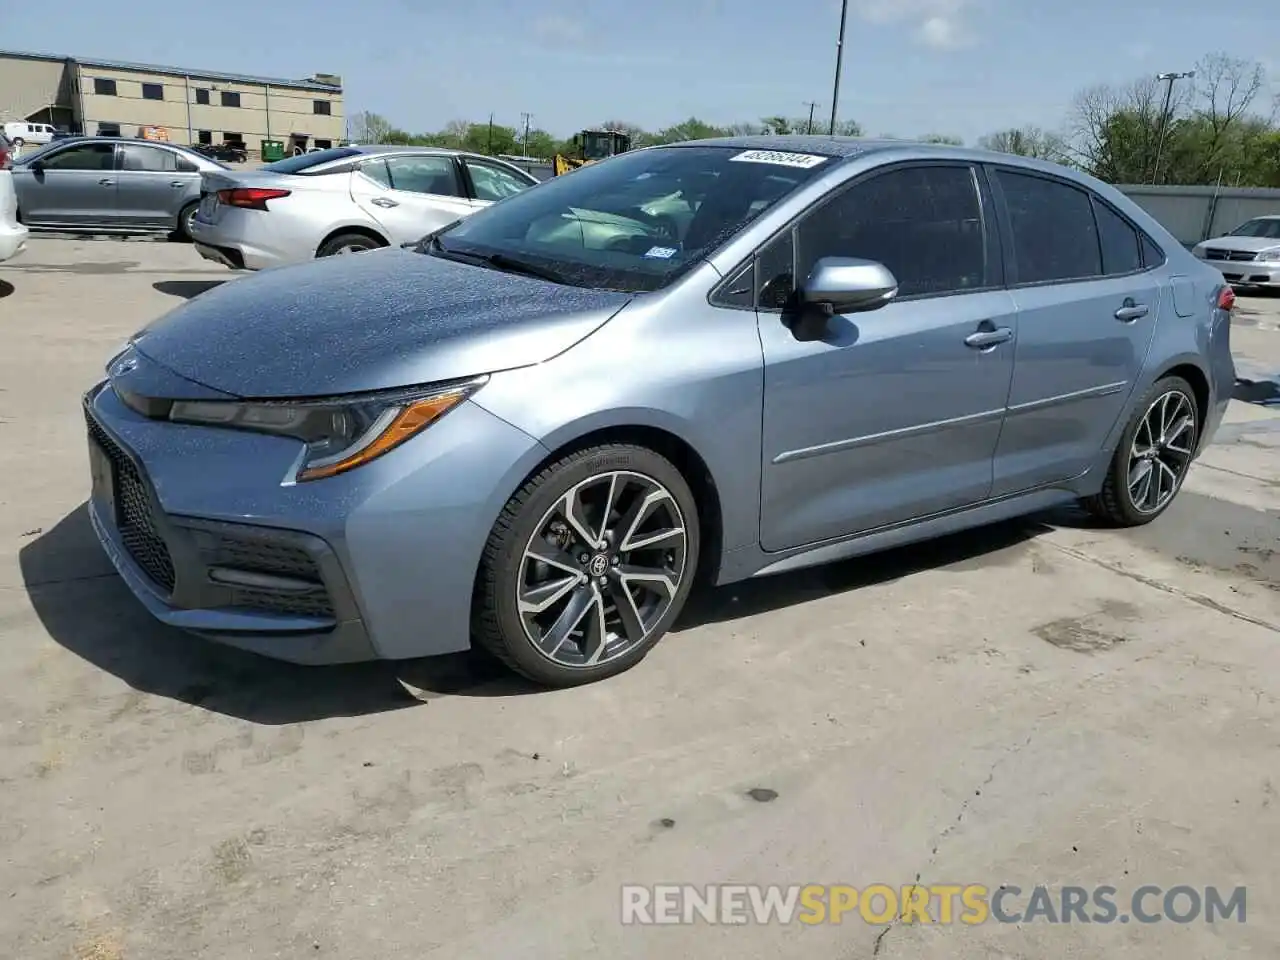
73,63 -> 344,148
0,55 -> 74,124
1117,184 -> 1280,246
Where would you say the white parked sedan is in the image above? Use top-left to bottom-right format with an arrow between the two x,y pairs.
190,145 -> 541,271
1191,215 -> 1280,290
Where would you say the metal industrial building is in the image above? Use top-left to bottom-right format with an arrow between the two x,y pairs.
0,49 -> 344,154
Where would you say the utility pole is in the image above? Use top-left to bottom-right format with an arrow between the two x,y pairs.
488,112 -> 494,154
520,112 -> 532,156
828,0 -> 849,136
1153,70 -> 1194,185
803,101 -> 819,135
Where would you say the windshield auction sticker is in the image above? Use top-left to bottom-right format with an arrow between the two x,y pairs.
728,150 -> 829,169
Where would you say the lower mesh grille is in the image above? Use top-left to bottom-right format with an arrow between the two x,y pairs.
85,411 -> 177,594
210,535 -> 335,618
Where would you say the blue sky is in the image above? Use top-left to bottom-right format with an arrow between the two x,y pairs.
3,0 -> 1278,141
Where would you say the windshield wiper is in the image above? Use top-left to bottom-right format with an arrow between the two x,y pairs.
429,241 -> 571,286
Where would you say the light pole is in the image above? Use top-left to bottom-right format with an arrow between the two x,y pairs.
1153,70 -> 1194,185
828,0 -> 849,135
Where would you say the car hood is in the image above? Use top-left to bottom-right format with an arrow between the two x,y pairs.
131,247 -> 633,398
1199,236 -> 1280,254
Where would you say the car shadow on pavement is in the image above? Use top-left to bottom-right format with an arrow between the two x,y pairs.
153,280 -> 226,299
676,516 -> 1046,630
19,504 -> 536,724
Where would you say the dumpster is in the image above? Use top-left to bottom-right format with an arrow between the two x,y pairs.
260,139 -> 285,162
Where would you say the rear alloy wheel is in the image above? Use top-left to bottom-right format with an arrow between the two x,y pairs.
474,445 -> 700,687
1082,376 -> 1199,526
317,233 -> 382,258
176,201 -> 199,242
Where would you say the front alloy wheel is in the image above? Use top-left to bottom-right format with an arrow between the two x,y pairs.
475,445 -> 700,686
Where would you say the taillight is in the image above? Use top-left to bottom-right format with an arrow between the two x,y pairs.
0,146 -> 10,169
216,187 -> 290,211
1216,285 -> 1236,312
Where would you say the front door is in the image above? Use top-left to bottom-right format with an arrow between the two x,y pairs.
349,154 -> 475,245
758,163 -> 1017,551
987,167 -> 1161,496
114,142 -> 199,230
13,141 -> 118,227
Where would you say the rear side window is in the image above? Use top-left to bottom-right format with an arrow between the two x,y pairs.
1093,199 -> 1143,276
796,165 -> 988,299
1141,233 -> 1165,268
384,155 -> 462,197
996,169 -> 1101,284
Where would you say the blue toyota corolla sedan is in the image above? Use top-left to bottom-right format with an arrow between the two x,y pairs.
84,135 -> 1236,687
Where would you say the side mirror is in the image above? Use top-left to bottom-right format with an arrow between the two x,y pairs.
800,256 -> 898,314
28,158 -> 43,172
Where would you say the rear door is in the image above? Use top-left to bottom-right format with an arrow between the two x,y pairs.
349,153 -> 474,244
459,156 -> 536,209
115,142 -> 200,229
11,141 -> 118,227
987,166 -> 1162,496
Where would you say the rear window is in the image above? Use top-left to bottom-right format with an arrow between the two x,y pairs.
261,147 -> 363,174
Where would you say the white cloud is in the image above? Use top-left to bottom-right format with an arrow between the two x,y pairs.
851,0 -> 978,49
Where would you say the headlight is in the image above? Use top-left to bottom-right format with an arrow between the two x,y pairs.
1257,250 -> 1280,262
169,377 -> 485,482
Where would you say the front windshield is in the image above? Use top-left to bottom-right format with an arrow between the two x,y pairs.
1229,218 -> 1280,239
432,145 -> 834,293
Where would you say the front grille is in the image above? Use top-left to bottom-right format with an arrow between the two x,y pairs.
85,411 -> 177,593
1205,249 -> 1256,262
209,534 -> 335,618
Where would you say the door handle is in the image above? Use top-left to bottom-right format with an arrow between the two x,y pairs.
98,178 -> 115,186
1115,299 -> 1149,323
169,180 -> 186,188
370,197 -> 398,208
964,326 -> 1013,349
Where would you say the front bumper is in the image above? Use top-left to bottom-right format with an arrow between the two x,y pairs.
0,221 -> 28,262
1203,258 -> 1280,287
82,379 -> 550,664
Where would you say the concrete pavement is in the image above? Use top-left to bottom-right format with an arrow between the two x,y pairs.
0,238 -> 1276,959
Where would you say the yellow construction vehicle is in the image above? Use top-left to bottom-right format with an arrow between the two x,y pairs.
552,129 -> 632,176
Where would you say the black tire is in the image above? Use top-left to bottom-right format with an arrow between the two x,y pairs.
1081,375 -> 1199,526
174,201 -> 199,242
473,443 -> 701,687
316,233 -> 382,258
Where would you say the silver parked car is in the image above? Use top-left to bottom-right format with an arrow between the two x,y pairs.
1192,215 -> 1280,290
8,136 -> 228,239
189,145 -> 541,270
84,136 -> 1234,688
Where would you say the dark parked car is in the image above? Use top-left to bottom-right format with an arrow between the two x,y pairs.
190,142 -> 248,164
